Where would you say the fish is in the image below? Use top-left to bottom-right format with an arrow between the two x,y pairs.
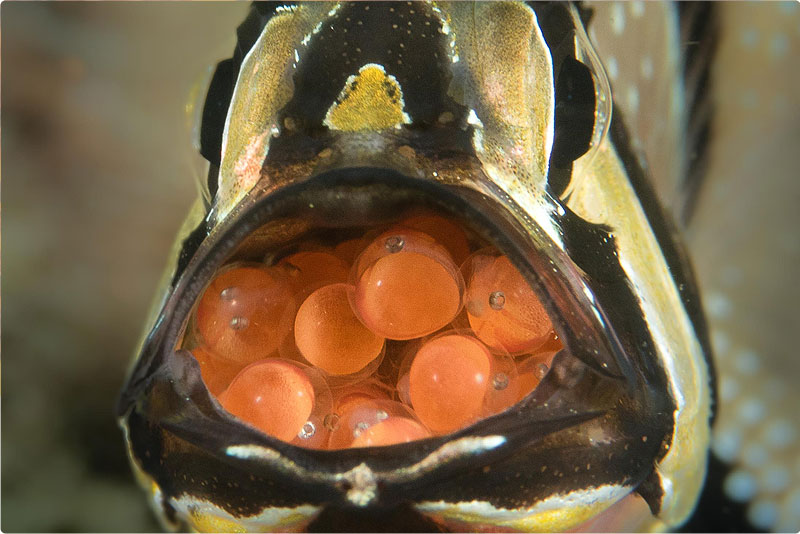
116,1 -> 796,532
585,2 -> 800,532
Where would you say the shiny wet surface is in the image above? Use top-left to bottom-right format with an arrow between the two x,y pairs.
3,2 -> 798,532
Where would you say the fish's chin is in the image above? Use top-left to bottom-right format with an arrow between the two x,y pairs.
570,493 -> 657,533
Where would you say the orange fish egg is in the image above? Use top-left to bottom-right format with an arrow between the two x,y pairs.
515,352 -> 553,402
190,346 -> 244,397
218,359 -> 315,442
294,283 -> 385,376
352,230 -> 464,340
399,213 -> 472,265
333,237 -> 371,265
409,334 -> 491,434
464,253 -> 553,354
280,251 -> 350,296
350,417 -> 431,448
195,264 -> 295,365
328,398 -> 425,449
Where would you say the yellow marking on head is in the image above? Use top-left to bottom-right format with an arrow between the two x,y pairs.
189,511 -> 247,533
324,63 -> 410,131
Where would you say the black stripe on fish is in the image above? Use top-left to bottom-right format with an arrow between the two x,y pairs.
608,104 -> 718,428
677,2 -> 718,225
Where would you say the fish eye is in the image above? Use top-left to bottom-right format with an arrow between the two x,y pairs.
529,3 -> 612,198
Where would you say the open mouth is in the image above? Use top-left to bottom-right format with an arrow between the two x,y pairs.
179,171 -> 564,451
119,164 -> 683,532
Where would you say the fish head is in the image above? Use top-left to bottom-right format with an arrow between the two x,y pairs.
118,3 -> 714,532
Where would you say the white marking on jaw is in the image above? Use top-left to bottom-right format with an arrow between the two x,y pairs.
341,463 -> 377,507
389,435 -> 506,481
227,444 -> 282,461
227,436 -> 506,491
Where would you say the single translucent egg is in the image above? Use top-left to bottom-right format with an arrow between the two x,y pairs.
219,359 -> 316,442
294,283 -> 385,376
195,264 -> 295,365
351,229 -> 464,340
408,334 -> 491,434
463,252 -> 553,354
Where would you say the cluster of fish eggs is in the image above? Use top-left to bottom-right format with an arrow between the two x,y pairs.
183,212 -> 561,450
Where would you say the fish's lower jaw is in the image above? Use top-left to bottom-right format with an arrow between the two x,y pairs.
414,485 -> 657,533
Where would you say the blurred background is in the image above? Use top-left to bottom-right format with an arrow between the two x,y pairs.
2,2 -> 799,533
3,3 -> 248,531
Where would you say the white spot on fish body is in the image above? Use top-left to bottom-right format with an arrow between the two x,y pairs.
611,3 -> 625,35
712,427 -> 742,462
763,419 -> 796,449
759,464 -> 790,493
738,398 -> 766,426
724,469 -> 757,502
734,349 -> 760,375
626,85 -> 639,113
740,27 -> 759,49
711,328 -> 731,355
606,56 -> 619,81
741,442 -> 768,469
629,1 -> 645,19
748,499 -> 778,530
640,56 -> 654,80
719,375 -> 739,402
706,291 -> 732,319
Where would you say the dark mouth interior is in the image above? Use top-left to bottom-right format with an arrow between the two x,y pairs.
176,172 -> 564,451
